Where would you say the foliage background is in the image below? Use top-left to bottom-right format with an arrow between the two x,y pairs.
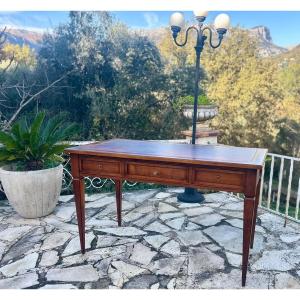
0,11 -> 299,157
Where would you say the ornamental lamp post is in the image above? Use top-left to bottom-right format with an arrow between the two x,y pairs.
170,11 -> 230,203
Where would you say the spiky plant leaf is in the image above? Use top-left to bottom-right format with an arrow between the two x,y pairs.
0,111 -> 77,171
0,131 -> 18,150
29,112 -> 45,152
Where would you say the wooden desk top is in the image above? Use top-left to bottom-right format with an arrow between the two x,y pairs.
65,139 -> 267,169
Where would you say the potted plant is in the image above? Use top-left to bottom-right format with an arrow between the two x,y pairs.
0,112 -> 77,218
177,95 -> 218,122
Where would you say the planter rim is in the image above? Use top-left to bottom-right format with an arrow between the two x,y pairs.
0,163 -> 63,175
183,104 -> 218,109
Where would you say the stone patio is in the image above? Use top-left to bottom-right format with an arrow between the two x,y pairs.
0,188 -> 300,289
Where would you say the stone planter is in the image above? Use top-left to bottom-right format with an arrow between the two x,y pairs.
0,164 -> 63,218
182,104 -> 218,122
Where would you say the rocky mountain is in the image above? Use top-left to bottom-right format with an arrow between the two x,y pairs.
3,28 -> 44,51
248,26 -> 288,57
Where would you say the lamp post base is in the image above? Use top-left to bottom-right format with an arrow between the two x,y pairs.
177,187 -> 205,203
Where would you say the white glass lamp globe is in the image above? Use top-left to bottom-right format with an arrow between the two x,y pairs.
169,12 -> 185,28
193,10 -> 208,18
214,13 -> 230,30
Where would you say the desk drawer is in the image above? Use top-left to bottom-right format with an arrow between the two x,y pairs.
193,168 -> 244,190
80,158 -> 121,176
126,162 -> 188,183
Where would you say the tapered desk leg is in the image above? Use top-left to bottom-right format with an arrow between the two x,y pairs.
73,178 -> 86,254
250,178 -> 261,249
242,196 -> 255,287
115,180 -> 122,226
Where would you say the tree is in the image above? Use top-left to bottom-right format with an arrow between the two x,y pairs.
1,43 -> 36,69
98,33 -> 167,139
158,26 -> 196,68
278,54 -> 300,125
274,118 -> 300,157
38,12 -> 117,138
157,25 -> 206,137
157,25 -> 204,99
200,28 -> 284,149
0,27 -> 71,131
38,12 -> 187,140
273,47 -> 300,156
83,28 -> 186,140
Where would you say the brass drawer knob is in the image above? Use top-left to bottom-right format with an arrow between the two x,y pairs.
98,164 -> 103,169
153,170 -> 159,176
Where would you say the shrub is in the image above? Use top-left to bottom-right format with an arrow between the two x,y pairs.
175,95 -> 212,110
0,112 -> 77,171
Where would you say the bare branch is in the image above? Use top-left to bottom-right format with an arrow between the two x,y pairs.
2,70 -> 73,130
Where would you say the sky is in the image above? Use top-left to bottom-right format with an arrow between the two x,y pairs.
0,11 -> 299,47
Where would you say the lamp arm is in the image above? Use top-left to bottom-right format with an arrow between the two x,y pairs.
202,26 -> 223,49
173,26 -> 198,47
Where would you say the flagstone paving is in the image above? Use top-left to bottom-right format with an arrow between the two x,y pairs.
0,188 -> 300,289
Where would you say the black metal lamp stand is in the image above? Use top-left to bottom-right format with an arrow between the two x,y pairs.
170,14 -> 228,203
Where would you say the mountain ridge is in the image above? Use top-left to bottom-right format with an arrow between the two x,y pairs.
1,25 -> 298,58
3,28 -> 44,51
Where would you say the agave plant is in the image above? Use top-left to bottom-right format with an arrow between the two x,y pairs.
0,112 -> 78,171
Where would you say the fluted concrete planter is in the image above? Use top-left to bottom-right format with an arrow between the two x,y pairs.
0,164 -> 63,218
183,104 -> 218,122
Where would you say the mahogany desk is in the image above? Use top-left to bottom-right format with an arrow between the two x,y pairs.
65,139 -> 267,287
